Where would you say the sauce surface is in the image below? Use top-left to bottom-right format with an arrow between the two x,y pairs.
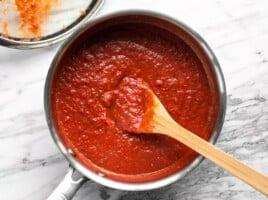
52,24 -> 218,182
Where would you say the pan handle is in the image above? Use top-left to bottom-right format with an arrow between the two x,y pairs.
47,166 -> 87,200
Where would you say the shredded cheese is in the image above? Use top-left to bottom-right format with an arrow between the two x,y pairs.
15,0 -> 57,38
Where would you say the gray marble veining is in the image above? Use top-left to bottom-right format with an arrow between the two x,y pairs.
0,0 -> 268,199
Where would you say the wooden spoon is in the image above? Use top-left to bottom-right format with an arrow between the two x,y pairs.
115,78 -> 268,196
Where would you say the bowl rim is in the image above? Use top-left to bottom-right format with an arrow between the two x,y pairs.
44,9 -> 227,191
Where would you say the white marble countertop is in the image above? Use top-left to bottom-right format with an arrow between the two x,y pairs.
1,0 -> 268,199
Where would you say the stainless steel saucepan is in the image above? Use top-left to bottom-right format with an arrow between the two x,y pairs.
44,10 -> 226,200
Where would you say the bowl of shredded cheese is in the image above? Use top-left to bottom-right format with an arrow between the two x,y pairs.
0,0 -> 104,49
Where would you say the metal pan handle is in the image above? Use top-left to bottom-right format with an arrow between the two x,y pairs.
47,166 -> 87,200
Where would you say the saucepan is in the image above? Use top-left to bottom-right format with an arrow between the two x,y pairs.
44,10 -> 226,200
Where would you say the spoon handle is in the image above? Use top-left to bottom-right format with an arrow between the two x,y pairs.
162,119 -> 268,196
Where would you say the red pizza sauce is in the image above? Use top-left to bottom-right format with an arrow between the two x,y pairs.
51,24 -> 219,182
